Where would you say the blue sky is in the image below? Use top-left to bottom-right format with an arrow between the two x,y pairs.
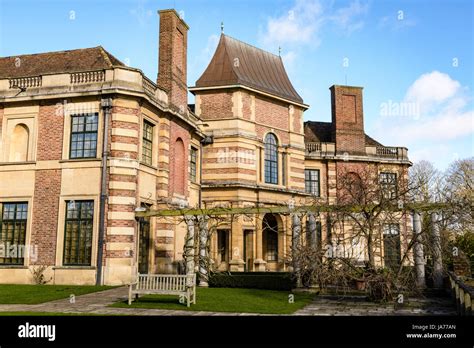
0,0 -> 472,169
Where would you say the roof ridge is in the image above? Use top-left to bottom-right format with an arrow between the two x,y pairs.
0,46 -> 102,60
98,46 -> 113,67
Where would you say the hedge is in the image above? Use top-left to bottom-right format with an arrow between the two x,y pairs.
208,272 -> 295,291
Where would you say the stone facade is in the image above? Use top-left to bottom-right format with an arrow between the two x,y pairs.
0,8 -> 411,285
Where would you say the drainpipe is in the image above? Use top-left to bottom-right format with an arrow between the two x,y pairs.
96,97 -> 112,285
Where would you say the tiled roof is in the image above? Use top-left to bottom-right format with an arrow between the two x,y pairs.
304,121 -> 383,146
0,46 -> 124,78
195,34 -> 304,104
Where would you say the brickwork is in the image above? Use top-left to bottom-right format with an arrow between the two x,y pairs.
331,85 -> 366,155
31,169 -> 61,265
157,9 -> 188,111
199,91 -> 234,119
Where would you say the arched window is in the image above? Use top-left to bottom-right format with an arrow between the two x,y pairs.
174,138 -> 185,195
264,133 -> 278,184
9,124 -> 29,162
263,214 -> 278,261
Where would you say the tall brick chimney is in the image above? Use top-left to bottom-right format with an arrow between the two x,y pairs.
330,85 -> 366,155
157,9 -> 189,113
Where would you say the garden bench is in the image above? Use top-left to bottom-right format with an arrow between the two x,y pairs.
128,273 -> 196,307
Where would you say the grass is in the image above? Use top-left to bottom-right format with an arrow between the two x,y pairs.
111,287 -> 314,314
0,285 -> 114,304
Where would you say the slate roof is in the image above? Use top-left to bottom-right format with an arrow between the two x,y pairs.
304,121 -> 383,146
195,34 -> 304,104
0,46 -> 124,78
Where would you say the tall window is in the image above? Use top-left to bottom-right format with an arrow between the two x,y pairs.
142,121 -> 154,165
190,147 -> 198,183
263,214 -> 278,261
63,200 -> 94,266
305,169 -> 320,196
380,172 -> 397,199
264,133 -> 278,184
70,113 -> 98,159
383,224 -> 401,270
0,203 -> 27,265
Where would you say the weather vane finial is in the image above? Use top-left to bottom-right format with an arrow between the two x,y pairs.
221,21 -> 224,34
278,46 -> 282,56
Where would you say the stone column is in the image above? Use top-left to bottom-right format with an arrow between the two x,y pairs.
229,215 -> 245,271
254,214 -> 266,271
307,213 -> 317,248
198,215 -> 209,287
184,216 -> 195,278
431,212 -> 444,289
292,214 -> 302,287
413,212 -> 426,288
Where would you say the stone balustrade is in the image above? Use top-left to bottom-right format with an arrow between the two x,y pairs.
448,271 -> 473,316
305,142 -> 409,162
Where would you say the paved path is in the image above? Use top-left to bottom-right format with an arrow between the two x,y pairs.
0,287 -> 457,316
294,295 -> 457,316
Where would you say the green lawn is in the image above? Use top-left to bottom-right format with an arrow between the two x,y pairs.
0,285 -> 114,304
111,287 -> 314,314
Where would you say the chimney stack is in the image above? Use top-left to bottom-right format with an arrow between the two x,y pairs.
157,9 -> 189,113
330,85 -> 366,155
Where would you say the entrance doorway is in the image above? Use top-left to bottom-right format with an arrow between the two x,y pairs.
138,213 -> 150,274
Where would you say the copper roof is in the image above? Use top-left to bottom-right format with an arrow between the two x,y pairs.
304,121 -> 383,146
194,34 -> 304,104
0,46 -> 124,78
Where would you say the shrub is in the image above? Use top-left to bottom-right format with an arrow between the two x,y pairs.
209,272 -> 295,291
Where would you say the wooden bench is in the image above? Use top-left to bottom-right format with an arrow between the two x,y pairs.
128,273 -> 196,307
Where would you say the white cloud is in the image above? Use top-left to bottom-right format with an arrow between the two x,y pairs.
330,0 -> 369,35
260,0 -> 324,49
405,71 -> 461,111
373,71 -> 474,168
258,0 -> 369,51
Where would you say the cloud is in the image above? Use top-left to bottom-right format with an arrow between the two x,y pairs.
405,71 -> 461,111
373,71 -> 473,168
330,0 -> 369,35
258,0 -> 369,51
259,0 -> 324,49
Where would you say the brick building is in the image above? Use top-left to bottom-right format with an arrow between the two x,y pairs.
0,9 -> 411,285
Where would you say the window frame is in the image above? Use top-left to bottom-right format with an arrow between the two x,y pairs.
63,200 -> 94,266
264,133 -> 278,185
0,202 -> 28,265
190,147 -> 198,183
379,172 -> 398,199
69,113 -> 99,159
141,120 -> 154,166
305,169 -> 320,196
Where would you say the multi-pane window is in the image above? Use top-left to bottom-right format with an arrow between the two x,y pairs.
63,200 -> 94,266
264,133 -> 278,184
305,169 -> 320,196
380,172 -> 397,199
70,113 -> 98,159
383,224 -> 401,270
0,203 -> 27,265
266,231 -> 278,261
142,121 -> 154,165
190,147 -> 198,183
